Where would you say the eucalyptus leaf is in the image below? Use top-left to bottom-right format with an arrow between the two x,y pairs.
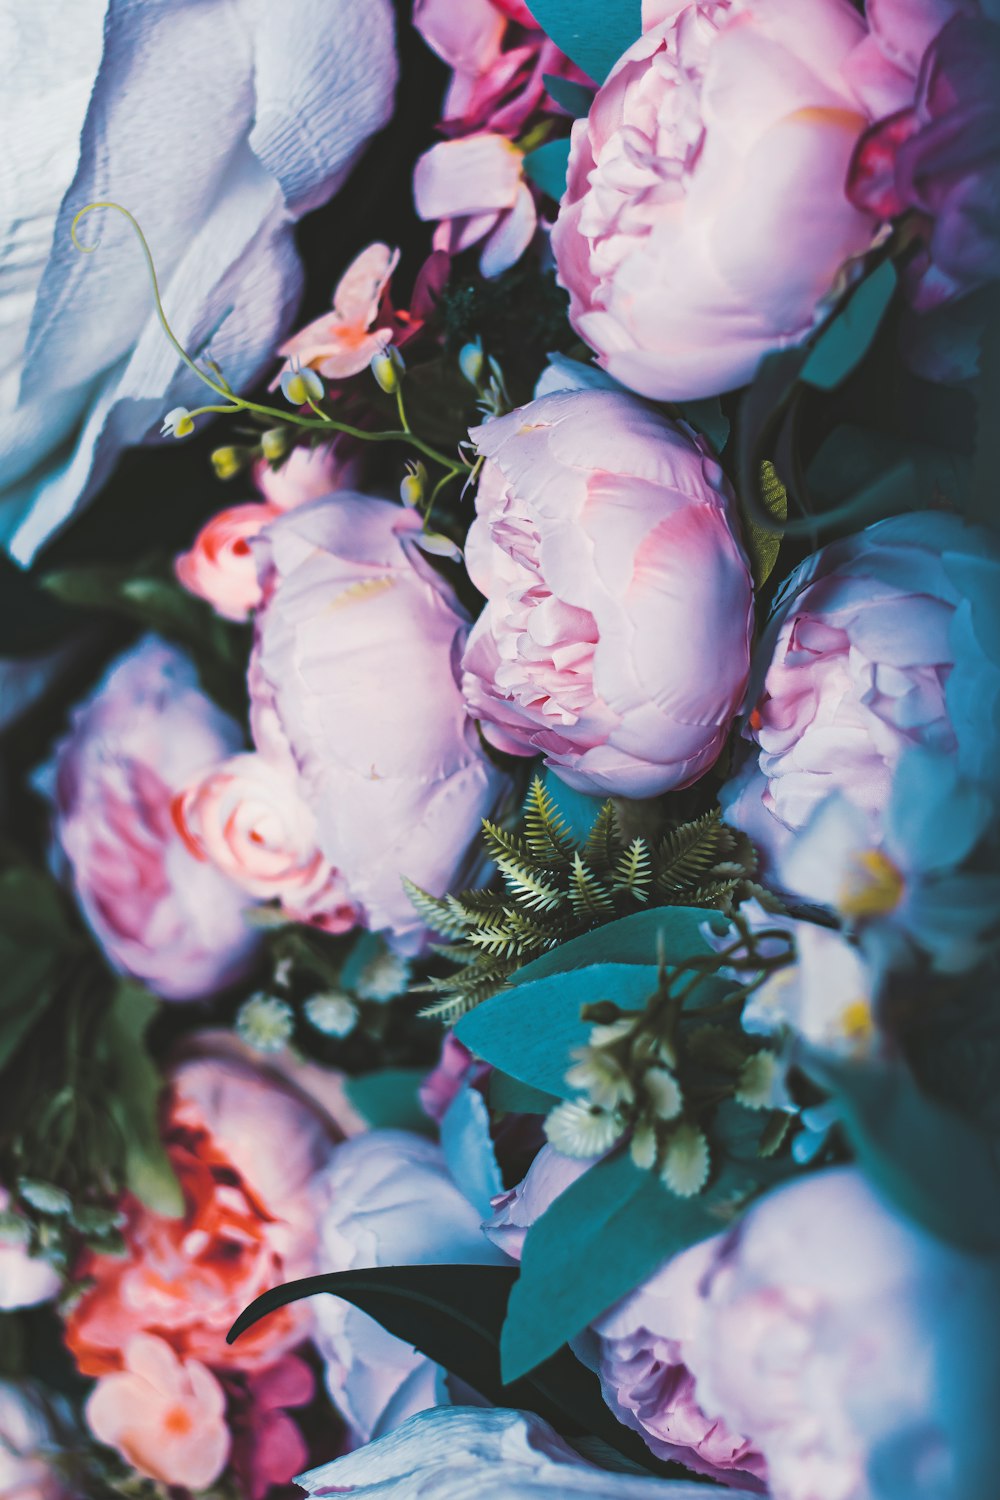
490,1071 -> 561,1116
542,73 -> 595,118
501,1150 -> 754,1380
344,1069 -> 434,1136
799,1049 -> 1000,1254
527,0 -> 642,83
101,982 -> 183,1218
227,1263 -> 692,1479
799,260 -> 898,391
523,138 -> 572,202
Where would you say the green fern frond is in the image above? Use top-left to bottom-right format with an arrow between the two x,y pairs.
482,820 -> 538,872
583,800 -> 621,874
523,777 -> 576,867
402,879 -> 469,938
569,852 -> 616,918
612,837 -> 653,902
495,855 -> 567,913
655,812 -> 725,893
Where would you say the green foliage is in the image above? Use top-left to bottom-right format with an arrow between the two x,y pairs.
409,778 -> 754,1022
523,139 -> 571,201
100,983 -> 183,1218
526,0 -> 643,83
228,1263 -> 690,1479
742,459 -> 788,588
799,260 -> 898,391
344,1069 -> 435,1135
541,72 -> 594,117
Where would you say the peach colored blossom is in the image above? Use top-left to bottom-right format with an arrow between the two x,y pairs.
175,502 -> 283,622
86,1334 -> 230,1492
276,242 -> 399,382
173,752 -> 361,933
66,1052 -> 339,1380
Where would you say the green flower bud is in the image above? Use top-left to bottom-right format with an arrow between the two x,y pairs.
211,445 -> 243,480
371,345 -> 404,394
261,427 -> 289,462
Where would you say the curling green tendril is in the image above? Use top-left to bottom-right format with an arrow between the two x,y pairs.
70,202 -> 470,481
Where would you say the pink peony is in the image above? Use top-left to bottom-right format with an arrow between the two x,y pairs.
175,501 -> 283,622
460,390 -> 753,797
552,0 -> 898,400
849,11 -> 1000,310
249,494 -> 508,949
254,439 -> 362,511
38,636 -> 259,999
311,1130 -> 507,1445
721,512 -> 1000,871
0,1189 -> 60,1312
174,752 -> 360,933
485,1146 -> 765,1488
681,1168 -> 1000,1500
85,1334 -> 230,1492
413,132 -> 538,278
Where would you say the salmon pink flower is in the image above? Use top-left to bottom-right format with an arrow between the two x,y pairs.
175,502 -> 283,622
277,242 -> 400,383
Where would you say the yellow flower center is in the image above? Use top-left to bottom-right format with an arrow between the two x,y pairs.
840,998 -> 875,1046
839,849 -> 905,919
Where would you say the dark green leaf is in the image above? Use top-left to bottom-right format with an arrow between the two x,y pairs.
806,425 -> 971,525
101,983 -> 183,1217
742,459 -> 787,588
799,1049 -> 1000,1254
799,260 -> 898,391
343,1069 -> 434,1135
675,397 -> 730,456
971,286 -> 1000,525
527,0 -> 642,83
489,1070 -> 561,1115
228,1263 -> 691,1479
542,73 -> 595,118
507,906 -> 731,981
0,554 -> 78,657
523,139 -> 572,202
501,1150 -> 754,1380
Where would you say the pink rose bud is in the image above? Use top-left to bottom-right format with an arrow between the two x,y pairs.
460,390 -> 754,798
175,502 -> 283,622
36,637 -> 260,999
249,494 -> 510,949
552,0 -> 888,400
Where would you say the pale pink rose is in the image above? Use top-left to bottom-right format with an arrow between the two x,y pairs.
312,1131 -> 507,1445
0,1190 -> 60,1312
249,494 -> 509,950
682,1169 -> 1000,1500
0,1381 -> 72,1500
254,439 -> 362,511
66,1049 -> 341,1380
485,1147 -> 765,1488
277,242 -> 399,382
460,390 -> 753,797
174,752 -> 361,933
37,636 -> 259,1000
553,0 -> 892,400
175,501 -> 283,622
414,132 -> 538,278
720,512 -> 1000,872
86,1334 -> 230,1492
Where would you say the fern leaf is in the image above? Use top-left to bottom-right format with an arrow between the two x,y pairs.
403,879 -> 469,938
523,777 -> 576,867
655,813 -> 724,894
569,852 -> 616,918
613,837 -> 653,902
583,800 -> 621,874
494,854 -> 567,913
481,820 -> 542,873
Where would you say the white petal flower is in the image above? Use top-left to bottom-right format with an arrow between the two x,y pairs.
661,1123 -> 710,1198
545,1101 -> 624,1159
304,992 -> 359,1039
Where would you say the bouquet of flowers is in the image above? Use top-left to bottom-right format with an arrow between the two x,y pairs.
2,0 -> 999,1496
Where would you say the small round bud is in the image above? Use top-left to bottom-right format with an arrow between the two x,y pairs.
280,360 -> 324,407
458,339 -> 486,388
261,427 -> 289,462
161,406 -> 194,438
400,461 -> 427,508
414,530 -> 463,563
371,345 -> 404,394
211,445 -> 243,480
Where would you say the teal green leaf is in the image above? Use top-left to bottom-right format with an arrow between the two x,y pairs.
540,767 -> 606,844
542,73 -> 594,117
441,1085 -> 503,1219
523,139 -> 571,202
507,905 -> 730,981
527,0 -> 642,83
799,260 -> 898,391
501,1150 -> 753,1380
489,1071 -> 561,1115
101,983 -> 183,1218
800,1049 -> 1000,1254
675,397 -> 730,456
228,1264 -> 691,1479
344,1069 -> 434,1135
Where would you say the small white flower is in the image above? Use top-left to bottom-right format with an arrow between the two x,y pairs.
565,1048 -> 633,1110
660,1122 -> 710,1197
305,991 -> 359,1038
643,1066 -> 683,1121
355,951 -> 411,1003
161,406 -> 194,438
735,1051 -> 787,1111
629,1124 -> 658,1171
544,1100 -> 624,1159
235,992 -> 295,1053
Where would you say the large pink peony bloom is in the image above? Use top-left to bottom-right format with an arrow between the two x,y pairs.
721,513 -> 1000,871
38,637 -> 259,999
460,390 -> 753,797
250,495 -> 508,949
552,0 -> 904,400
681,1168 -> 1000,1500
